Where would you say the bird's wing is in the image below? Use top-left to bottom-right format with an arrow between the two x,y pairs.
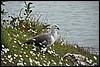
24,33 -> 52,47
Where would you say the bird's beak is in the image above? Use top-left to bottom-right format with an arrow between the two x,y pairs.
57,27 -> 60,30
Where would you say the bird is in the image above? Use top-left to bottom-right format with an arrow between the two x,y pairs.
24,24 -> 60,47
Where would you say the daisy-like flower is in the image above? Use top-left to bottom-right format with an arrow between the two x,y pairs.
16,34 -> 19,37
14,41 -> 17,43
3,61 -> 7,64
29,58 -> 33,63
24,62 -> 26,65
19,55 -> 22,58
2,44 -> 4,48
23,52 -> 26,54
22,25 -> 25,28
20,58 -> 23,61
14,54 -> 18,57
23,35 -> 26,37
2,48 -> 9,53
32,48 -> 36,51
59,61 -> 62,65
8,55 -> 11,58
26,55 -> 28,57
17,62 -> 24,66
93,56 -> 97,60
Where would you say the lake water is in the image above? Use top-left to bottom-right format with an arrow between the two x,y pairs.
2,1 -> 99,49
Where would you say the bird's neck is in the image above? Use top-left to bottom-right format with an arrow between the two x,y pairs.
51,29 -> 57,40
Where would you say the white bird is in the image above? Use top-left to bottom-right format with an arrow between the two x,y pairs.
24,24 -> 59,47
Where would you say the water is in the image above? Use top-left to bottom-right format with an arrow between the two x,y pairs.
2,1 -> 99,49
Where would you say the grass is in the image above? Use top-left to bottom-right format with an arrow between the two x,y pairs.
1,20 -> 99,66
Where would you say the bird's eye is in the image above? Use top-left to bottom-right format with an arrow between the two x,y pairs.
55,25 -> 57,27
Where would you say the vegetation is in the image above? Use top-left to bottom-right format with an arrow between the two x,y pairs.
1,1 -> 99,66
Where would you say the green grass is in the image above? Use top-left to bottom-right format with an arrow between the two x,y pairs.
1,20 -> 99,66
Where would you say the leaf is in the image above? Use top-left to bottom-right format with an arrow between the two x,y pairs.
28,2 -> 33,10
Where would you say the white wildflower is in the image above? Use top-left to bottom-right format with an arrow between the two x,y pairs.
22,25 -> 25,28
13,57 -> 16,59
13,45 -> 15,48
3,61 -> 7,64
26,55 -> 28,57
1,51 -> 4,55
66,59 -> 68,61
49,46 -> 51,49
8,55 -> 11,58
37,53 -> 40,57
32,30 -> 37,33
43,55 -> 45,58
53,61 -> 56,65
15,28 -> 17,31
41,48 -> 47,52
61,57 -> 63,61
17,62 -> 24,66
43,63 -> 46,66
24,62 -> 26,65
14,38 -> 16,40
13,34 -> 17,37
10,37 -> 12,40
21,48 -> 23,51
25,46 -> 28,49
29,58 -> 33,63
93,56 -> 97,60
43,60 -> 46,63
1,58 -> 4,61
23,34 -> 26,37
47,61 -> 50,66
61,43 -> 64,45
92,63 -> 97,66
59,61 -> 62,65
18,60 -> 21,62
32,48 -> 36,51
18,27 -> 20,30
30,25 -> 32,27
89,59 -> 92,64
14,41 -> 16,43
2,48 -> 9,53
66,63 -> 69,66
32,53 -> 36,56
2,45 -> 4,48
8,33 -> 10,36
18,40 -> 22,44
41,58 -> 43,60
51,60 -> 56,65
20,58 -> 23,61
20,31 -> 22,33
23,52 -> 26,54
11,26 -> 13,29
21,44 -> 24,47
80,62 -> 87,66
30,51 -> 33,54
14,54 -> 18,57
35,57 -> 38,60
19,55 -> 22,58
48,50 -> 52,54
74,45 -> 77,48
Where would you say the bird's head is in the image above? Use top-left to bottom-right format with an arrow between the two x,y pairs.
51,24 -> 60,30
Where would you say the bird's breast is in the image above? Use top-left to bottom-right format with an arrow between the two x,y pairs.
50,35 -> 55,44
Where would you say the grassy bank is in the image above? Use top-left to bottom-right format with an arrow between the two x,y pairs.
1,20 -> 99,66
